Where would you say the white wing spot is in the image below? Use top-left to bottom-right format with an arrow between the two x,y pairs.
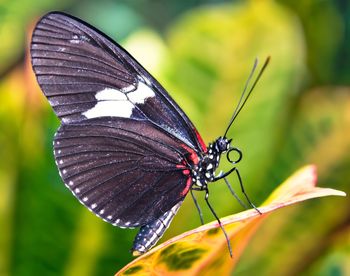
69,34 -> 89,44
95,88 -> 128,101
107,215 -> 112,220
84,101 -> 134,118
128,82 -> 155,104
125,221 -> 130,226
69,35 -> 79,44
58,150 -> 61,154
74,188 -> 80,194
68,180 -> 73,186
116,219 -> 120,224
83,88 -> 131,119
83,82 -> 154,119
91,203 -> 97,209
83,197 -> 88,202
59,160 -> 63,165
120,85 -> 135,93
62,169 -> 67,174
99,209 -> 105,215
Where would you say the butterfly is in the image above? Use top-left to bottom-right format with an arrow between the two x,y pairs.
30,11 -> 269,256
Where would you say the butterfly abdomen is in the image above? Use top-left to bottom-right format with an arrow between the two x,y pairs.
131,201 -> 183,256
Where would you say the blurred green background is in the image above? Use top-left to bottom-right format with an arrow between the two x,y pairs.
1,0 -> 349,275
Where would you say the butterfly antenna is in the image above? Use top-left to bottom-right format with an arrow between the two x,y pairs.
223,56 -> 271,138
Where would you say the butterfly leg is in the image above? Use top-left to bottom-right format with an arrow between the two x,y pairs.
231,168 -> 261,214
204,188 -> 233,257
213,167 -> 261,214
223,177 -> 248,209
213,166 -> 237,181
190,188 -> 204,225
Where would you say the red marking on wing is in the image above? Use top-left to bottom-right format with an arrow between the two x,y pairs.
180,144 -> 199,165
176,164 -> 190,175
182,169 -> 190,175
195,129 -> 207,152
181,177 -> 192,196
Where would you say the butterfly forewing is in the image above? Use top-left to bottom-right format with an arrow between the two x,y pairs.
54,117 -> 192,227
31,12 -> 206,151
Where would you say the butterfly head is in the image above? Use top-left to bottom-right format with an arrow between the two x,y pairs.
214,136 -> 231,153
213,136 -> 242,166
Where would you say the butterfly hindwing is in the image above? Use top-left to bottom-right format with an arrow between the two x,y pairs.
31,12 -> 206,151
53,117 -> 191,227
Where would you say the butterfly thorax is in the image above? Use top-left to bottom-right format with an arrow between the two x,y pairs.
192,137 -> 230,189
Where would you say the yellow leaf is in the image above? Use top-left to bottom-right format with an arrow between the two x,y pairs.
116,165 -> 345,275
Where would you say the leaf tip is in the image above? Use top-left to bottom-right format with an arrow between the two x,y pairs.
309,164 -> 318,182
334,190 -> 347,197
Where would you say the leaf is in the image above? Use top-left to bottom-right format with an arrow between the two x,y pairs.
116,165 -> 345,275
241,87 -> 350,275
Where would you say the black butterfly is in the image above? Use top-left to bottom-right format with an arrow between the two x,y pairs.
30,12 -> 268,256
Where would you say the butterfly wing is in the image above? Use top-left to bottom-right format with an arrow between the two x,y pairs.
31,11 -> 206,152
54,117 -> 192,227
